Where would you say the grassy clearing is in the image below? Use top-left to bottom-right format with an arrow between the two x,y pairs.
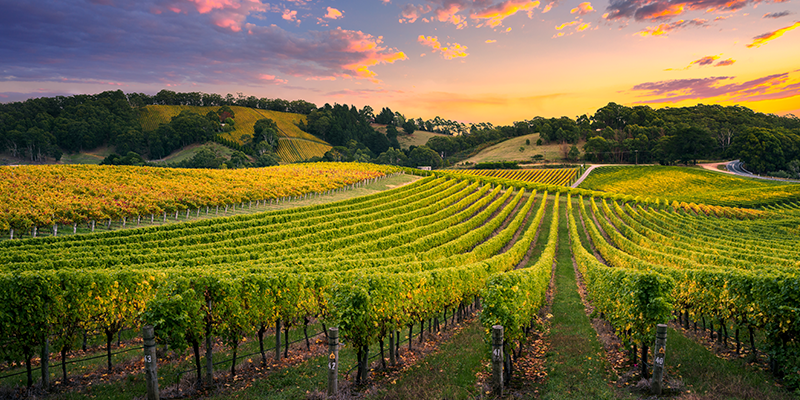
578,165 -> 799,207
538,196 -> 626,400
150,142 -> 237,164
460,134 -> 585,165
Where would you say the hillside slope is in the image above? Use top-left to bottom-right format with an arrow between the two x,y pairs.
138,105 -> 332,162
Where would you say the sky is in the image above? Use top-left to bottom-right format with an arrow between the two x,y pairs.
1,0 -> 799,125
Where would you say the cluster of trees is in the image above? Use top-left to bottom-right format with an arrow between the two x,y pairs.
580,103 -> 800,175
3,90 -> 800,176
0,90 -> 139,161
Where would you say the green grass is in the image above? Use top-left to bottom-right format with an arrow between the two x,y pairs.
367,319 -> 486,400
665,326 -> 795,400
579,165 -> 800,207
152,142 -> 236,164
461,134 -> 585,166
539,196 -> 625,400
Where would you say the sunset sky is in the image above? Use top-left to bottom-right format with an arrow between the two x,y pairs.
1,0 -> 798,124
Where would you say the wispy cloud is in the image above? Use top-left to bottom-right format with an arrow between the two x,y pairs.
604,0 -> 772,23
715,58 -> 735,66
630,72 -> 800,103
634,18 -> 707,36
398,0 -> 540,28
747,21 -> 800,47
417,35 -> 469,59
691,55 -> 719,66
763,10 -> 792,18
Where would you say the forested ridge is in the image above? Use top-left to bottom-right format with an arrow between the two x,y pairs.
2,90 -> 799,176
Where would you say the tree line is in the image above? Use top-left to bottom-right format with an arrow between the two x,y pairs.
2,90 -> 799,176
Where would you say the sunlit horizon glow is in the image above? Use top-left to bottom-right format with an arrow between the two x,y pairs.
1,0 -> 799,125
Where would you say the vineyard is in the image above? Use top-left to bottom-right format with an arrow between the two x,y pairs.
0,164 -> 799,398
0,163 -> 391,237
138,105 -> 332,162
453,168 -> 578,186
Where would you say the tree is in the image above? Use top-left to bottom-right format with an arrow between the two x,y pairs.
568,144 -> 580,161
253,118 -> 279,153
406,146 -> 442,168
402,120 -> 416,135
376,148 -> 407,165
375,107 -> 395,125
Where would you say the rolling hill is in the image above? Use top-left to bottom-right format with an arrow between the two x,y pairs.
138,105 -> 332,162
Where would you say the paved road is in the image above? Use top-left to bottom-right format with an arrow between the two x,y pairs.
725,160 -> 800,183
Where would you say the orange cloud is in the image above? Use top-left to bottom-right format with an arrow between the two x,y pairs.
486,39 -> 497,43
555,20 -> 579,30
570,2 -> 594,15
324,7 -> 343,19
635,19 -> 707,36
715,58 -> 736,66
417,35 -> 469,60
746,21 -> 800,47
470,0 -> 540,28
577,22 -> 591,31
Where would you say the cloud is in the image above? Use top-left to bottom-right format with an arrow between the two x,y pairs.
398,0 -> 541,28
400,4 -> 432,23
570,2 -> 594,15
282,9 -> 299,23
691,55 -> 719,66
763,10 -> 792,18
0,2 -> 407,86
324,7 -> 343,19
604,0 -> 772,23
470,0 -> 541,28
629,72 -> 800,103
634,18 -> 707,36
747,21 -> 800,47
258,74 -> 288,84
417,35 -> 469,59
556,20 -> 579,29
486,39 -> 497,42
577,22 -> 592,31
715,58 -> 735,66
326,88 -> 405,97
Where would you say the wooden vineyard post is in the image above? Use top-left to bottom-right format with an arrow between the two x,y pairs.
651,324 -> 668,395
142,325 -> 160,400
327,328 -> 339,398
492,325 -> 504,396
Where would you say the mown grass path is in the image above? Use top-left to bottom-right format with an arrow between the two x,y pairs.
539,196 -> 627,400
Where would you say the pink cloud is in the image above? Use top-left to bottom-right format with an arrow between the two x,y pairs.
571,2 -> 594,15
417,35 -> 469,59
282,9 -> 299,23
746,21 -> 800,47
630,72 -> 800,103
258,74 -> 288,84
331,28 -> 408,81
